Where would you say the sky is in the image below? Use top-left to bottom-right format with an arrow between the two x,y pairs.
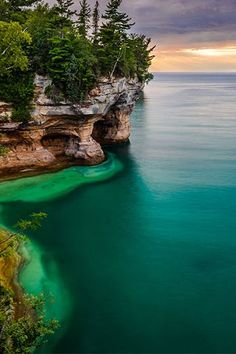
48,0 -> 236,72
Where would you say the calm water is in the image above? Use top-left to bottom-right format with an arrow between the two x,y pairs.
1,73 -> 236,353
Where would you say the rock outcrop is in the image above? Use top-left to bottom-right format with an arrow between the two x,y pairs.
0,75 -> 143,180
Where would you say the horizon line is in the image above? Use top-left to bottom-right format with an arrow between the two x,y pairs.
151,71 -> 236,74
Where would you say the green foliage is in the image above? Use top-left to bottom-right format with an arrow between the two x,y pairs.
98,0 -> 144,79
124,34 -> 155,82
77,0 -> 91,38
0,0 -> 155,119
6,0 -> 40,11
0,290 -> 59,354
11,105 -> 32,122
0,212 -> 47,259
25,3 -> 60,74
0,215 -> 58,353
54,0 -> 76,30
0,0 -> 40,23
92,1 -> 99,42
0,0 -> 9,21
48,34 -> 97,101
0,21 -> 31,75
16,212 -> 48,231
0,71 -> 34,122
0,21 -> 33,121
55,0 -> 76,20
0,144 -> 10,156
101,0 -> 134,35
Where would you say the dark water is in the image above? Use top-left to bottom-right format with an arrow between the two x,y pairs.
1,73 -> 236,353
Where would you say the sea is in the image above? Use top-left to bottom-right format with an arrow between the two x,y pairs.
0,73 -> 236,353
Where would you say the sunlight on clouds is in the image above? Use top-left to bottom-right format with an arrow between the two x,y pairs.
151,46 -> 236,72
182,47 -> 236,57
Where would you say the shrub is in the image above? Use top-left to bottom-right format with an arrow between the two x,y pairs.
0,71 -> 34,122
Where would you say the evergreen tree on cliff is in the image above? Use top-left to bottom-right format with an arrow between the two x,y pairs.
100,0 -> 134,41
92,1 -> 99,44
0,0 -> 154,122
77,0 -> 91,38
55,0 -> 76,20
99,0 -> 135,77
54,0 -> 76,33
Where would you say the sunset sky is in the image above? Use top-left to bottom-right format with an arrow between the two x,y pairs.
48,0 -> 236,72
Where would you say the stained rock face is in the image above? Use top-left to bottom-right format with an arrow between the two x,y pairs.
0,75 -> 143,180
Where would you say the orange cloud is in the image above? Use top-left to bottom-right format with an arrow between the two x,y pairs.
151,45 -> 236,72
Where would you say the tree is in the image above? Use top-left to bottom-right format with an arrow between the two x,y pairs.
0,70 -> 34,122
0,213 -> 48,258
54,0 -> 76,20
48,33 -> 97,101
6,0 -> 40,16
26,3 -> 60,73
101,0 -> 134,39
92,0 -> 99,43
54,0 -> 76,31
98,0 -> 135,77
0,290 -> 59,353
77,0 -> 91,38
6,0 -> 40,11
128,34 -> 155,82
0,0 -> 8,21
0,21 -> 31,75
16,212 -> 48,231
0,0 -> 155,110
3,0 -> 40,23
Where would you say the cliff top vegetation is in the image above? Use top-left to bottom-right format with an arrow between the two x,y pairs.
0,0 -> 155,121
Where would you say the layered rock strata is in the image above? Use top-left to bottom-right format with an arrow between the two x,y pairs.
0,75 -> 143,180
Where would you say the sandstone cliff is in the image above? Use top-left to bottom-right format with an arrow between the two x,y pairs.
0,75 -> 143,180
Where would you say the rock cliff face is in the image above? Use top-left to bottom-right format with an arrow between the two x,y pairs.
0,75 -> 143,180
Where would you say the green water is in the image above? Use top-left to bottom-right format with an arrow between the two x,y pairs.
1,73 -> 236,353
0,153 -> 123,203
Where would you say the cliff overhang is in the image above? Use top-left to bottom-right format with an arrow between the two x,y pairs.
0,75 -> 143,181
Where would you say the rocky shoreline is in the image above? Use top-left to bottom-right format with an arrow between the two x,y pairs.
0,76 -> 143,181
0,229 -> 25,318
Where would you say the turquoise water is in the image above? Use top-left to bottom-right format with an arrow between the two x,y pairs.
1,73 -> 236,353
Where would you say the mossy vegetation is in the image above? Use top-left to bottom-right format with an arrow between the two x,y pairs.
0,0 -> 155,121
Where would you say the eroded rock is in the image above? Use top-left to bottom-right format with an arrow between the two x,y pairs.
0,75 -> 143,180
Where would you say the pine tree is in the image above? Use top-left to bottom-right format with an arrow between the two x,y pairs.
6,0 -> 40,11
77,0 -> 91,38
101,0 -> 134,39
92,1 -> 99,42
98,0 -> 135,77
55,0 -> 76,20
3,0 -> 40,23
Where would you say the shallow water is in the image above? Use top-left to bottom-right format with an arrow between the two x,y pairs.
1,73 -> 236,353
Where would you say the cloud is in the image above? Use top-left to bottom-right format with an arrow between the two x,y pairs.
46,0 -> 236,71
47,0 -> 236,43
